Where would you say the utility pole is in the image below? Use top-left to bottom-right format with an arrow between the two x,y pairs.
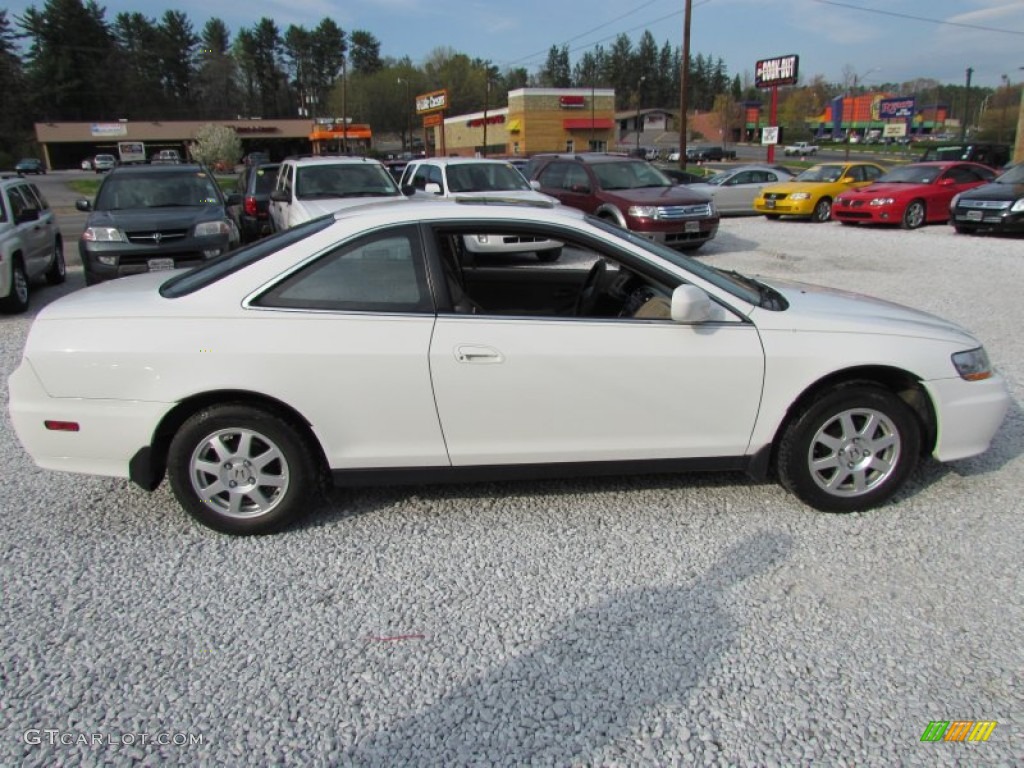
960,67 -> 973,141
635,76 -> 646,152
678,0 -> 693,168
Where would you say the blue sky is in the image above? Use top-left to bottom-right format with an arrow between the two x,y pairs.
8,0 -> 1024,88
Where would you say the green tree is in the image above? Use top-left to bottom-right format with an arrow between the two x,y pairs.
195,18 -> 238,119
349,29 -> 381,75
156,10 -> 198,114
538,44 -> 570,87
191,122 -> 242,168
0,10 -> 30,163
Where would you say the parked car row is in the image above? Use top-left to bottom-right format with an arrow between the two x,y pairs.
0,173 -> 65,313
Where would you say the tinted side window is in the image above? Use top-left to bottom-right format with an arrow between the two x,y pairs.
254,225 -> 432,313
7,187 -> 32,217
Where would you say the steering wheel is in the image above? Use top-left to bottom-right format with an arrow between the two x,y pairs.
574,260 -> 607,316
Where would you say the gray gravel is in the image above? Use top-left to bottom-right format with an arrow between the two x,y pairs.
2,211 -> 1022,766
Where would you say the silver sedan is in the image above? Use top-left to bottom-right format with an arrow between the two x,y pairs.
688,165 -> 795,215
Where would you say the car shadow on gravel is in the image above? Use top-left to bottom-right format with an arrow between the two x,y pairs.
303,470 -> 765,530
338,531 -> 793,764
696,227 -> 759,256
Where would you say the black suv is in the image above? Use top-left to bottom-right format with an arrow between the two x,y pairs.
528,153 -> 719,251
229,162 -> 280,243
76,164 -> 241,284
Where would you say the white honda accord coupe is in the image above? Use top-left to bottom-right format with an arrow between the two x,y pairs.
8,199 -> 1010,534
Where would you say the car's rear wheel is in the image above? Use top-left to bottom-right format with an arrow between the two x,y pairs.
536,247 -> 562,263
0,259 -> 30,314
777,384 -> 920,512
811,197 -> 832,223
45,240 -> 66,285
902,200 -> 926,230
168,405 -> 319,534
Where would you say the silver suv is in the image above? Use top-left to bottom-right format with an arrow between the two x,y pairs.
269,155 -> 403,231
0,175 -> 65,313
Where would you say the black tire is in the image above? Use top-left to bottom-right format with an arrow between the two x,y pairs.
953,225 -> 975,235
765,214 -> 781,220
0,259 -> 30,314
811,197 -> 832,223
536,247 -> 562,263
901,200 -> 926,230
167,404 -> 320,534
45,240 -> 66,285
777,384 -> 920,512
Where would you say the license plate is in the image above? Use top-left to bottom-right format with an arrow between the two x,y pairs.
966,210 -> 983,221
766,199 -> 776,209
685,221 -> 700,233
148,258 -> 175,271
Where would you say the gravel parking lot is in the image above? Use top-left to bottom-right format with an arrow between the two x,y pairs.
2,207 -> 1021,766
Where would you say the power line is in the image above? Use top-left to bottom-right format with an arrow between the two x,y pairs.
813,0 -> 1024,37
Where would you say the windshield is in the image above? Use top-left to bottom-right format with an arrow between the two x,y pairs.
295,164 -> 401,200
591,161 -> 672,191
995,164 -> 1024,184
794,165 -> 845,183
95,171 -> 222,210
446,163 -> 531,193
877,166 -> 940,184
587,216 -> 762,307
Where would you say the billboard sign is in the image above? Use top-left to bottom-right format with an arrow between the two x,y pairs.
755,55 -> 799,88
879,97 -> 916,119
416,90 -> 448,115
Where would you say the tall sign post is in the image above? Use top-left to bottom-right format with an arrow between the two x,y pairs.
755,54 -> 799,163
416,89 -> 449,157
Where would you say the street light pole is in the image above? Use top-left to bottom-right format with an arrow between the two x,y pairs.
635,75 -> 646,152
482,79 -> 490,157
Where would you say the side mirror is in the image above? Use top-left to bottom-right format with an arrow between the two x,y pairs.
75,199 -> 92,212
671,284 -> 714,323
269,189 -> 290,203
424,182 -> 442,195
529,180 -> 542,191
937,177 -> 955,186
401,184 -> 416,196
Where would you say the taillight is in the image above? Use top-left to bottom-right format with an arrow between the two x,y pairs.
244,196 -> 258,216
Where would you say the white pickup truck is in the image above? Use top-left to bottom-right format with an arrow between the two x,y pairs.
783,142 -> 818,156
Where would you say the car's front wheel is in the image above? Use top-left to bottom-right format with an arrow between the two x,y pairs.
167,404 -> 320,534
811,197 -> 832,223
777,384 -> 921,512
902,200 -> 926,230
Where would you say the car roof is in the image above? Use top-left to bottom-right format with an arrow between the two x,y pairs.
282,155 -> 385,167
107,163 -> 208,175
411,157 -> 522,167
532,153 -> 638,165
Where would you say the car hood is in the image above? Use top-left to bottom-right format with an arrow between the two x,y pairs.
754,277 -> 977,345
87,206 -> 224,230
604,186 -> 711,204
297,196 -> 402,218
449,189 -> 559,205
837,182 -> 924,199
761,181 -> 844,196
956,181 -> 1024,202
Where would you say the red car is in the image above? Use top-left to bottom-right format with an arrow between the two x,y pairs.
832,161 -> 996,229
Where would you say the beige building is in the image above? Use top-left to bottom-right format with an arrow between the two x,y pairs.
436,88 -> 616,157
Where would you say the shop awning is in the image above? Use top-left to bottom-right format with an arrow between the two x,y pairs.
507,119 -> 522,132
310,127 -> 372,141
563,118 -> 613,131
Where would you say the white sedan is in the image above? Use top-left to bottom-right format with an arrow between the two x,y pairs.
8,199 -> 1010,534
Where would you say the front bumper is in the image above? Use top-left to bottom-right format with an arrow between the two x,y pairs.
832,202 -> 900,224
79,235 -> 232,283
922,373 -> 1010,462
754,197 -> 816,217
951,207 -> 1024,233
628,218 -> 720,249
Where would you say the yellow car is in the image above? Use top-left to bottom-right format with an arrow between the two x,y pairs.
753,162 -> 887,222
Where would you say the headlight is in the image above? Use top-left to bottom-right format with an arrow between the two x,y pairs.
1011,198 -> 1024,213
949,193 -> 961,211
627,206 -> 659,219
952,347 -> 993,381
790,192 -> 811,200
194,221 -> 231,237
869,198 -> 894,206
81,226 -> 126,242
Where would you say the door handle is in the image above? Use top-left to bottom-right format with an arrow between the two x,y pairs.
455,345 -> 504,364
